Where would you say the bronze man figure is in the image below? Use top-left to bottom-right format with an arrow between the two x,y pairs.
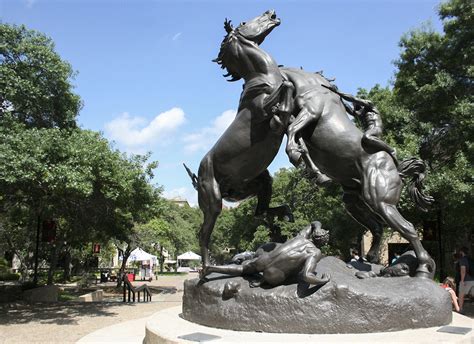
201,221 -> 331,288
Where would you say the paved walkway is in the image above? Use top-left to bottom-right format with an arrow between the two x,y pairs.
1,273 -> 473,343
0,274 -> 192,344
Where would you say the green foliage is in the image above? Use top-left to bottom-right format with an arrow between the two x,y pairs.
136,201 -> 201,260
0,258 -> 8,272
0,272 -> 20,281
210,167 -> 361,260
394,0 -> 473,159
0,119 -> 160,281
0,24 -> 81,128
270,167 -> 361,255
393,0 -> 473,257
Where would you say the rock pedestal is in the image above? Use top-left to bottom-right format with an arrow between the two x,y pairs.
182,257 -> 452,334
23,285 -> 59,302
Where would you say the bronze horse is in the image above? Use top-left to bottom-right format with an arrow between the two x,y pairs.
185,10 -> 295,268
188,10 -> 435,278
279,66 -> 434,277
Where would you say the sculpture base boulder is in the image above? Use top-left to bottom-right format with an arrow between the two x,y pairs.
182,256 -> 451,334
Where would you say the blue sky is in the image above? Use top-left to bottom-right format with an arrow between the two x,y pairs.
2,0 -> 443,205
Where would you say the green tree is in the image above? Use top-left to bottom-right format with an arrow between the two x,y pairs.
0,120 -> 159,284
393,0 -> 473,276
1,24 -> 81,128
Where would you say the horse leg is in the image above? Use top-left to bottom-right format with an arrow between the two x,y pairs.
361,153 -> 434,278
254,170 -> 294,223
342,188 -> 385,263
197,155 -> 222,268
286,107 -> 317,166
286,105 -> 329,184
254,170 -> 294,224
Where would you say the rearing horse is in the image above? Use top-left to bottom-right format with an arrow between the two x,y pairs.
186,10 -> 294,268
278,67 -> 435,278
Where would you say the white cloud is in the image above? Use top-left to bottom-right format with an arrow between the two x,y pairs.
163,187 -> 238,209
172,32 -> 182,41
105,107 -> 186,150
163,187 -> 198,207
24,0 -> 37,9
183,109 -> 236,153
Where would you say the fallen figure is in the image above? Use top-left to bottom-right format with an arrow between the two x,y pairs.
354,250 -> 435,279
200,221 -> 331,288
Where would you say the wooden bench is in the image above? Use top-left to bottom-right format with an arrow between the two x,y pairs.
122,276 -> 152,302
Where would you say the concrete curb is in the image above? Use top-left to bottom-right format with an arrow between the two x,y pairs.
145,306 -> 473,344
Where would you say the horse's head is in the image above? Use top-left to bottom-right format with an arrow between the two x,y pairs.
214,10 -> 281,81
235,10 -> 280,45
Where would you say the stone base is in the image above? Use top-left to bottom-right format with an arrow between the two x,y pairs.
182,257 -> 452,334
23,285 -> 59,303
78,289 -> 103,302
145,306 -> 472,344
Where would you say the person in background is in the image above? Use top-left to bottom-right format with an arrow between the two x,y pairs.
350,249 -> 360,262
440,277 -> 460,312
458,247 -> 474,313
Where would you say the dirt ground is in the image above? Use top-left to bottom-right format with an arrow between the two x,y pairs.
0,274 -> 193,344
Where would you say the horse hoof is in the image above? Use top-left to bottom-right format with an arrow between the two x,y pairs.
416,258 -> 435,279
316,174 -> 332,186
415,268 -> 432,279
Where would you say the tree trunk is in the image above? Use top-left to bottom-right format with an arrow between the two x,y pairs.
47,243 -> 61,285
159,246 -> 164,273
437,207 -> 445,281
33,214 -> 41,286
116,245 -> 131,287
63,249 -> 71,282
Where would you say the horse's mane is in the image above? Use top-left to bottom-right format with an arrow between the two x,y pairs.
213,19 -> 242,82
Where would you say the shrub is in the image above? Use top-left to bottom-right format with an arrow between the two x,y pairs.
0,272 -> 20,281
0,258 -> 9,273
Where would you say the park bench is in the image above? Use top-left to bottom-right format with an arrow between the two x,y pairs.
122,275 -> 152,302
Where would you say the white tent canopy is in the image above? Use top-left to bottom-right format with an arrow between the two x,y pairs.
177,251 -> 201,261
126,247 -> 158,263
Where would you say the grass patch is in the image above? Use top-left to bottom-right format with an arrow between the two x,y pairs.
58,290 -> 78,301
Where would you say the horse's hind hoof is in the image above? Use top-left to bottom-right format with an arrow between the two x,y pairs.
415,269 -> 432,279
315,173 -> 332,186
415,258 -> 435,279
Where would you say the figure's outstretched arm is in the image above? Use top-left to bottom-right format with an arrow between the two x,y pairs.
200,259 -> 259,279
201,264 -> 244,279
302,252 -> 330,286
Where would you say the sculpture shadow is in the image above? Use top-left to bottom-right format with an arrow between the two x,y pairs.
296,281 -> 324,298
0,302 -> 122,325
348,260 -> 374,272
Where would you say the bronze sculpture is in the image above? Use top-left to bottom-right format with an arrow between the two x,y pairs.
184,10 -> 294,270
187,10 -> 435,280
201,221 -> 330,287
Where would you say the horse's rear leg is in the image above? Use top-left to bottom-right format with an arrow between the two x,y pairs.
342,189 -> 385,263
286,106 -> 329,184
362,154 -> 434,278
253,170 -> 293,242
286,108 -> 317,166
197,155 -> 222,268
254,170 -> 293,221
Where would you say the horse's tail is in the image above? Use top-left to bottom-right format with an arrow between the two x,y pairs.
183,163 -> 199,190
398,157 -> 434,212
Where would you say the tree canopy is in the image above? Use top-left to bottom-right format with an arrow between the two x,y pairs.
1,24 -> 81,128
